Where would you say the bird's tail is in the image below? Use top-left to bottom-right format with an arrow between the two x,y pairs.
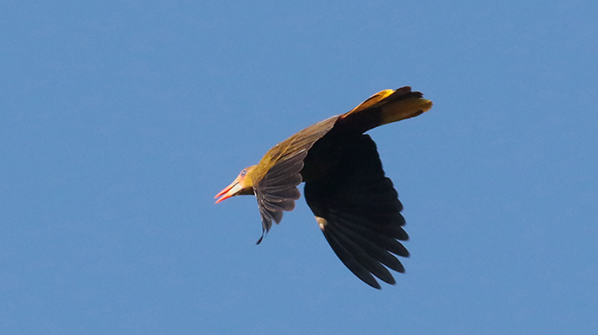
340,86 -> 433,133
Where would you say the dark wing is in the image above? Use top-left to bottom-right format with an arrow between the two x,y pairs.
254,115 -> 339,244
304,134 -> 408,289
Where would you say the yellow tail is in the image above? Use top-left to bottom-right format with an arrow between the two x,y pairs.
341,87 -> 433,133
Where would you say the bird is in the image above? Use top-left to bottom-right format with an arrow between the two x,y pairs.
215,86 -> 433,289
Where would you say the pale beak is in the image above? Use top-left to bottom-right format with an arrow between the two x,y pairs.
214,181 -> 244,203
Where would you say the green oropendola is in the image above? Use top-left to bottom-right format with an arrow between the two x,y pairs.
215,86 -> 433,289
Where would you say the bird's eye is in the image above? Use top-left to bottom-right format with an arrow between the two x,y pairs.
240,169 -> 247,177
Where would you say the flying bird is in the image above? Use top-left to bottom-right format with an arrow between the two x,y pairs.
215,86 -> 433,289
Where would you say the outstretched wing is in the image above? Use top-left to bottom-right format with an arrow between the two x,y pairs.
304,134 -> 408,289
254,115 -> 340,244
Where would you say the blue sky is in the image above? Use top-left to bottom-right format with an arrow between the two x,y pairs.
2,0 -> 597,334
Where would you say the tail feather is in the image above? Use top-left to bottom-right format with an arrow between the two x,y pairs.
339,86 -> 433,134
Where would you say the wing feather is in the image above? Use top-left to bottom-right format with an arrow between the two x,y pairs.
305,134 -> 409,288
254,115 -> 339,243
320,218 -> 381,289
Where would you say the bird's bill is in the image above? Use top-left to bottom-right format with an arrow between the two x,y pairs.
214,181 -> 243,203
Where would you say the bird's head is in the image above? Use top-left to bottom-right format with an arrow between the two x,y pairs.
214,165 -> 256,203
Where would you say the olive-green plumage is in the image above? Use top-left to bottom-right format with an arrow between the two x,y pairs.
215,86 -> 433,289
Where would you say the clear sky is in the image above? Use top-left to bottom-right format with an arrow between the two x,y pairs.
2,1 -> 597,334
